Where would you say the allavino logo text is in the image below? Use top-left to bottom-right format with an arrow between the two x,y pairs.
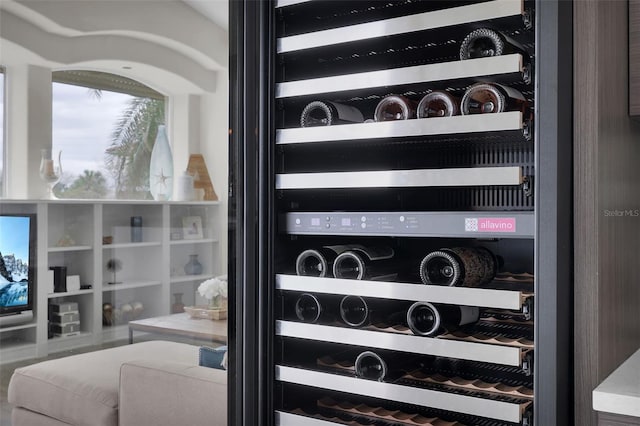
465,217 -> 516,233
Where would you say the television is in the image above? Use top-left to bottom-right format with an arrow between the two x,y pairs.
0,214 -> 36,320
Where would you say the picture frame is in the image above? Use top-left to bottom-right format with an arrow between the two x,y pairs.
182,216 -> 204,240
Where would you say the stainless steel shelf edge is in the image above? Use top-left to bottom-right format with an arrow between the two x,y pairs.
276,365 -> 523,423
275,412 -> 340,426
275,0 -> 311,7
275,54 -> 524,98
276,275 -> 525,310
276,112 -> 524,145
277,0 -> 524,53
276,320 -> 523,366
282,210 -> 534,238
276,167 -> 523,190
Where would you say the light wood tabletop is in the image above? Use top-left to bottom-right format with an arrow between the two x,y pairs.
128,312 -> 227,344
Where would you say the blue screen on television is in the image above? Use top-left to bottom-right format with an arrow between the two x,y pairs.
0,216 -> 32,309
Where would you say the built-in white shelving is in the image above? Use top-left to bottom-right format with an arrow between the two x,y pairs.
48,289 -> 94,299
102,280 -> 163,292
48,245 -> 93,252
0,200 -> 221,363
170,274 -> 215,284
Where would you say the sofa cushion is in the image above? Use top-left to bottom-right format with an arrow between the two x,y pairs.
8,341 -> 199,426
119,359 -> 227,426
12,407 -> 72,426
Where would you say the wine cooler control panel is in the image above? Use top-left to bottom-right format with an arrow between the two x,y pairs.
282,211 -> 535,238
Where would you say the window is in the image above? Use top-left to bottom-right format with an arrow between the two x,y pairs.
51,71 -> 165,199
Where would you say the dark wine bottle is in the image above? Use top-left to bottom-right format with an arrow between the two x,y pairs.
459,28 -> 529,61
374,95 -> 417,121
295,245 -> 356,277
332,245 -> 397,281
354,351 -> 388,381
293,292 -> 335,323
354,350 -> 413,382
339,295 -> 409,327
300,101 -> 364,127
406,301 -> 479,337
417,91 -> 459,118
461,82 -> 528,115
419,247 -> 498,287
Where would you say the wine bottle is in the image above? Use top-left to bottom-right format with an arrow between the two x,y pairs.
339,295 -> 409,327
406,301 -> 479,337
416,91 -> 459,118
332,245 -> 397,281
300,101 -> 364,127
373,95 -> 417,121
459,28 -> 529,61
295,245 -> 356,277
293,292 -> 335,323
354,350 -> 413,382
460,82 -> 528,115
419,247 -> 498,287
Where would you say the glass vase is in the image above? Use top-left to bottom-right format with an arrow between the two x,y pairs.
184,254 -> 203,275
172,293 -> 185,314
149,124 -> 173,200
209,295 -> 221,310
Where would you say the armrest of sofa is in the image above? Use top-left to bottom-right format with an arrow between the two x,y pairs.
119,359 -> 227,426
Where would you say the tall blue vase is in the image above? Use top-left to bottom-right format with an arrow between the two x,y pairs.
149,125 -> 173,200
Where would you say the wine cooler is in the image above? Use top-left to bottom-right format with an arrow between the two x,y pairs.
229,1 -> 573,425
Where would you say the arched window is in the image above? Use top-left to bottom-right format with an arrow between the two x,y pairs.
52,71 -> 166,200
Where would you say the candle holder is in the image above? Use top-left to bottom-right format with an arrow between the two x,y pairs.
39,149 -> 62,199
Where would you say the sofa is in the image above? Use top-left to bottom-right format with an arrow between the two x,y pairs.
7,340 -> 227,426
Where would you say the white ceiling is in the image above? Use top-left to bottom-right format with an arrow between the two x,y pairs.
0,0 -> 230,94
183,0 -> 228,31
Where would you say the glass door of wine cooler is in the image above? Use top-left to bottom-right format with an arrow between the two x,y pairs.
229,1 -> 572,425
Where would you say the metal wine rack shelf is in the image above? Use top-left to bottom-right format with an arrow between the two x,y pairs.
276,0 -> 524,53
276,321 -> 526,367
276,275 -> 531,311
274,0 -> 310,8
276,112 -> 528,145
275,366 -> 531,423
281,211 -> 534,238
276,54 -> 526,99
275,412 -> 337,426
276,167 -> 523,190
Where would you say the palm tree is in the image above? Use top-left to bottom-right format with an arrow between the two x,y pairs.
61,170 -> 109,199
105,97 -> 165,199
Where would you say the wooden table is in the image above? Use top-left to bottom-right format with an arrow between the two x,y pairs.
128,313 -> 227,344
